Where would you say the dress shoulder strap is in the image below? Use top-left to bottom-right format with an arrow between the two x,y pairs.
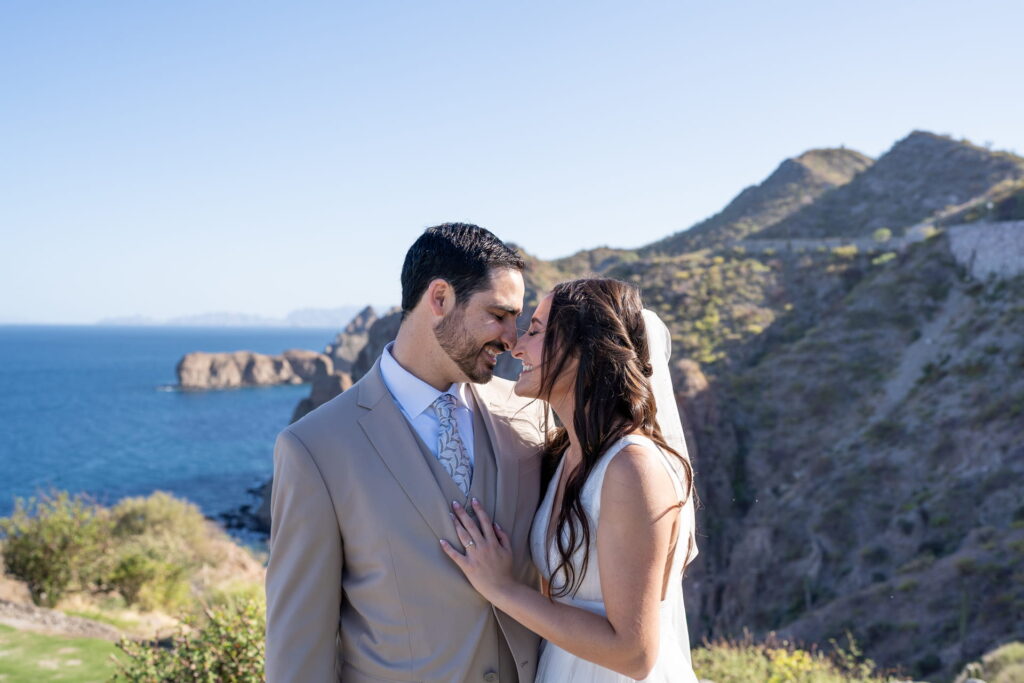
617,434 -> 687,498
584,434 -> 684,522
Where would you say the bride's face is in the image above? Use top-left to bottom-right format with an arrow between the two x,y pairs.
511,294 -> 575,401
511,295 -> 550,398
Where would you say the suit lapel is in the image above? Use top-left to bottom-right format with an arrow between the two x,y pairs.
471,383 -> 521,542
358,362 -> 452,541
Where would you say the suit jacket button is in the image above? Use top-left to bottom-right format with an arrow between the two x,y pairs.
483,672 -> 498,682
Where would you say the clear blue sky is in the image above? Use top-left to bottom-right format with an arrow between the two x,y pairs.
3,1 -> 1022,323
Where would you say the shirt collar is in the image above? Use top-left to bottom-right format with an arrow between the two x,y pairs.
380,342 -> 470,418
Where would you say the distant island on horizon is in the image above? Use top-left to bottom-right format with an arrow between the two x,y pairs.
95,305 -> 377,329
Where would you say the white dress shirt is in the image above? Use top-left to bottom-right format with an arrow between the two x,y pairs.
379,342 -> 476,465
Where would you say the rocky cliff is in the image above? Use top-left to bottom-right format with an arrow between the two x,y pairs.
325,306 -> 378,374
176,349 -> 330,389
689,231 -> 1024,680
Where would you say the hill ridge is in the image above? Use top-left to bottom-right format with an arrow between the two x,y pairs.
761,130 -> 1024,240
645,147 -> 873,254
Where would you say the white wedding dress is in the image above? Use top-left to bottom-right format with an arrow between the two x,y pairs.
529,434 -> 699,683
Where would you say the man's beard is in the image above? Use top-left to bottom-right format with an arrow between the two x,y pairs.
435,307 -> 499,383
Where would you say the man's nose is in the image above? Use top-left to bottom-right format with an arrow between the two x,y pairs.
500,318 -> 519,351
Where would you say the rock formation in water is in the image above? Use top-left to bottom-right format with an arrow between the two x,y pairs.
176,349 -> 330,389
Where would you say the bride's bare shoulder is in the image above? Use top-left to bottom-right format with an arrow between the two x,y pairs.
602,440 -> 679,513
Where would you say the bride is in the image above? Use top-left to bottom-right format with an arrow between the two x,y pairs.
441,278 -> 699,682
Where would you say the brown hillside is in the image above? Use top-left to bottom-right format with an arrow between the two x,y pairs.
762,131 -> 1024,239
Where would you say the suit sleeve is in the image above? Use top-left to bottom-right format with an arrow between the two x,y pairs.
265,428 -> 343,682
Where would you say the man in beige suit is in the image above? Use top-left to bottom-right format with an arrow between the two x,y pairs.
266,223 -> 548,682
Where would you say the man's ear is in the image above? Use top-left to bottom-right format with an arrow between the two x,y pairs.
425,278 -> 455,318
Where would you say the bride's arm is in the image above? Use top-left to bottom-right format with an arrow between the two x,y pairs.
442,443 -> 680,680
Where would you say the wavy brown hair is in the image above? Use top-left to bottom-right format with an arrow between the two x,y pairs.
539,278 -> 694,598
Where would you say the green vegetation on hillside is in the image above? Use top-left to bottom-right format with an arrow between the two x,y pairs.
600,246 -> 872,369
692,634 -> 897,683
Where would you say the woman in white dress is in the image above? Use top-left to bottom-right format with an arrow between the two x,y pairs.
441,278 -> 699,682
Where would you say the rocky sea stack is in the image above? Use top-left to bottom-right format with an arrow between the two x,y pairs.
176,349 -> 330,390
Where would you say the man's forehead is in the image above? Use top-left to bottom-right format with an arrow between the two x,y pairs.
472,268 -> 524,311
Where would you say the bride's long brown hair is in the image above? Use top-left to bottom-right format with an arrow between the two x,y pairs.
539,278 -> 694,598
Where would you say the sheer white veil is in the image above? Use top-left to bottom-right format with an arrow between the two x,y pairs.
642,309 -> 698,565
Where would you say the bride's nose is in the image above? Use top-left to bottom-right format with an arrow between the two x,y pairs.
511,337 -> 525,359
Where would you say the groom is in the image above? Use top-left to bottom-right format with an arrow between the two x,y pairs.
265,223 -> 548,682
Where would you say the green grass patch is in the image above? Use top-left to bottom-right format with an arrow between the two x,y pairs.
63,609 -> 137,633
0,623 -> 122,682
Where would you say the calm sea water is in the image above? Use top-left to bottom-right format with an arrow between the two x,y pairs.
0,325 -> 337,530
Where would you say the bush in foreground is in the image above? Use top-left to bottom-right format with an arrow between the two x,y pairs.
115,609 -> 885,683
692,633 -> 895,682
0,490 -> 236,613
0,492 -> 111,606
954,640 -> 1024,683
114,600 -> 265,682
106,492 -> 224,611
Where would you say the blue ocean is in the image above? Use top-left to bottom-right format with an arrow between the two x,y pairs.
0,325 -> 339,535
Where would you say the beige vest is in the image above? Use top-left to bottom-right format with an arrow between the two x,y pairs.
407,398 -> 518,682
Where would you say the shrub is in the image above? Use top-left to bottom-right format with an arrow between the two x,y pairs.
1,490 -> 238,613
111,491 -> 218,562
865,420 -> 906,445
860,546 -> 889,565
107,491 -> 225,610
0,492 -> 111,606
954,641 -> 1024,683
108,546 -> 191,611
114,600 -> 265,682
832,245 -> 859,259
207,579 -> 266,613
691,633 -> 890,682
872,228 -> 893,243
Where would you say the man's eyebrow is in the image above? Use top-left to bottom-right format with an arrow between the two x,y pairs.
530,317 -> 543,326
490,304 -> 521,316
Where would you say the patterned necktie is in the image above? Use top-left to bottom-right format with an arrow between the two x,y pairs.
430,393 -> 473,496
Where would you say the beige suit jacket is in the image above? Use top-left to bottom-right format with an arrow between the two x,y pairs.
265,359 -> 548,682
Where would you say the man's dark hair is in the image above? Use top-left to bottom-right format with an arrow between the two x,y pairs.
400,223 -> 525,316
